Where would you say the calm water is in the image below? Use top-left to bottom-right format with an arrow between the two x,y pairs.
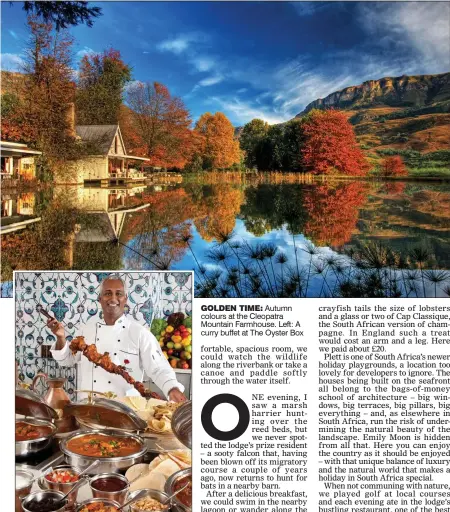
2,176 -> 450,297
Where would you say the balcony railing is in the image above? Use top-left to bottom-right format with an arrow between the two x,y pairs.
109,170 -> 146,180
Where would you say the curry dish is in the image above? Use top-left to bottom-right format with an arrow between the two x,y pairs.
66,434 -> 142,458
16,421 -> 53,441
174,475 -> 192,507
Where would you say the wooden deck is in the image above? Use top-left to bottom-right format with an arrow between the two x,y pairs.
84,172 -> 147,187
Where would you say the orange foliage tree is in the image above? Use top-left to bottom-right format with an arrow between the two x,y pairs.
125,82 -> 194,169
121,188 -> 196,268
3,16 -> 75,161
380,156 -> 408,177
301,109 -> 369,176
303,182 -> 369,246
193,184 -> 244,241
194,112 -> 241,170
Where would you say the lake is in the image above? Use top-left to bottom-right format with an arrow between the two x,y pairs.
2,174 -> 450,298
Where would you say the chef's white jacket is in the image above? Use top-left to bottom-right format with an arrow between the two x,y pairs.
50,314 -> 184,399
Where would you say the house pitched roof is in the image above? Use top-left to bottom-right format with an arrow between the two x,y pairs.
75,125 -> 125,155
1,140 -> 42,157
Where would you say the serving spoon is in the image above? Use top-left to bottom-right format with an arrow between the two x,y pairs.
116,489 -> 150,511
27,467 -> 54,487
54,477 -> 88,505
77,460 -> 100,478
159,482 -> 191,510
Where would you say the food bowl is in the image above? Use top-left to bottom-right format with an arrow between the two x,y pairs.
15,468 -> 34,512
89,473 -> 130,505
171,402 -> 191,449
15,419 -> 57,457
75,498 -> 121,512
60,429 -> 147,474
164,468 -> 191,512
21,490 -> 67,512
127,489 -> 171,512
40,465 -> 83,506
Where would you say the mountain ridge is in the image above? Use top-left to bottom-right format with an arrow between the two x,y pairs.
295,72 -> 450,117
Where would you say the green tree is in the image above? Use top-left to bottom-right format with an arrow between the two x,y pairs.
239,118 -> 269,168
76,49 -> 132,125
1,92 -> 20,118
281,119 -> 304,172
16,2 -> 102,29
250,120 -> 305,171
261,125 -> 284,170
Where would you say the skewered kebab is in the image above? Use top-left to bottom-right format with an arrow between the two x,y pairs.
69,337 -> 161,399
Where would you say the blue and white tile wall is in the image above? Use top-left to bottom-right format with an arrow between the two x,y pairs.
15,271 -> 192,398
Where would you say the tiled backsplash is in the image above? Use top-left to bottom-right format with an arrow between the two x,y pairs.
15,271 -> 192,397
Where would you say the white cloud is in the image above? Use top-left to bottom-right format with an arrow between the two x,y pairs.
209,96 -> 287,125
158,38 -> 190,55
76,47 -> 98,61
8,30 -> 19,40
0,53 -> 25,72
189,74 -> 224,95
157,33 -> 206,55
358,2 -> 450,72
209,2 -> 450,123
167,4 -> 449,125
190,56 -> 215,72
198,75 -> 223,87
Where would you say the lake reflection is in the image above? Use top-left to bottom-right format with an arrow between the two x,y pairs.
2,177 -> 450,297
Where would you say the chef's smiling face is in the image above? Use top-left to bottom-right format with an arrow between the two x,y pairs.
99,279 -> 127,324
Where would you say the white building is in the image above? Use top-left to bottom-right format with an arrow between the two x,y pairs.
63,125 -> 150,185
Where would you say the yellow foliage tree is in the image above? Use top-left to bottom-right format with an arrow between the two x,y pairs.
194,112 -> 241,169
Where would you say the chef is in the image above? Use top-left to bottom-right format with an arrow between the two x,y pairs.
48,274 -> 186,402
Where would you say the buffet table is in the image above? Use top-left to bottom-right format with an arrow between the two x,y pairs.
15,389 -> 192,512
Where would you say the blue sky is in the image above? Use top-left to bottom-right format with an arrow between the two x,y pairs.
2,2 -> 449,126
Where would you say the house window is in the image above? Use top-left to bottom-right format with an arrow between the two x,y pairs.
114,135 -> 118,154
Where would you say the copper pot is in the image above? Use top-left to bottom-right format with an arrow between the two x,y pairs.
31,374 -> 77,433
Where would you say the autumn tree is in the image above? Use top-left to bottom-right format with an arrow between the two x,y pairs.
193,112 -> 241,170
76,49 -> 131,125
125,82 -> 194,169
380,156 -> 408,177
121,188 -> 196,268
239,118 -> 269,168
193,184 -> 244,241
303,182 -> 369,246
301,109 -> 369,175
17,16 -> 76,166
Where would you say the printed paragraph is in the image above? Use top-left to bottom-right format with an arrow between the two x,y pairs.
317,303 -> 450,512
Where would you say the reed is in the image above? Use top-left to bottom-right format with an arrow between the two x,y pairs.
173,233 -> 450,298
